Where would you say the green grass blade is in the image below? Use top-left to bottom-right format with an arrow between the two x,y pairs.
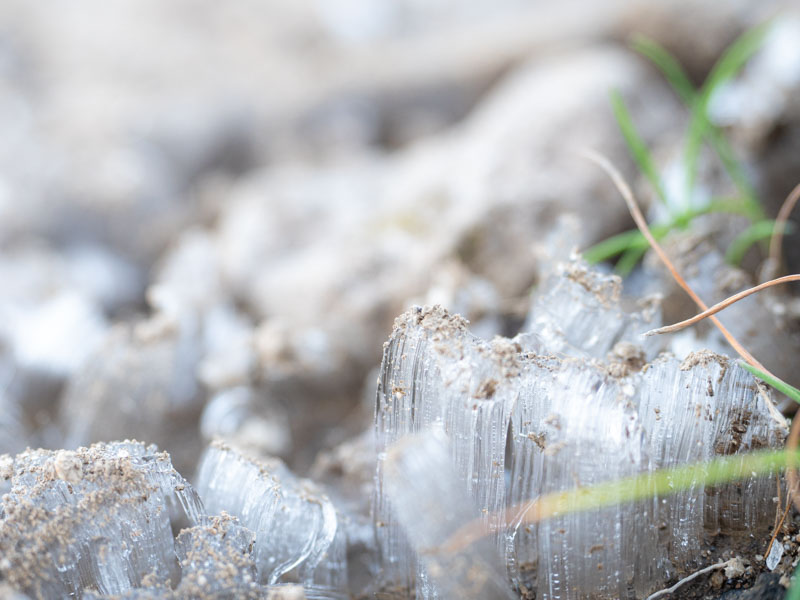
789,563 -> 800,599
705,197 -> 752,217
725,220 -> 794,265
684,22 -> 772,206
631,35 -> 695,105
739,361 -> 800,404
610,90 -> 668,206
615,245 -> 648,276
702,21 -> 773,105
705,125 -> 763,221
632,35 -> 763,219
583,229 -> 645,264
520,448 -> 794,522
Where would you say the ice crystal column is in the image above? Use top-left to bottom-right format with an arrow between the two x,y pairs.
384,428 -> 515,600
505,360 -> 657,599
0,441 -> 203,599
374,305 -> 534,595
172,513 -> 260,599
524,258 -> 662,361
635,352 -> 784,565
375,296 -> 785,598
194,442 -> 345,596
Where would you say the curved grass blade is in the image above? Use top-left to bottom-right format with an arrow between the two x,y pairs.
631,35 -> 694,104
789,563 -> 800,599
740,361 -> 800,405
615,244 -> 648,276
445,448 -> 797,552
632,34 -> 761,217
684,22 -> 772,206
583,229 -> 645,264
725,219 -> 795,265
610,90 -> 668,207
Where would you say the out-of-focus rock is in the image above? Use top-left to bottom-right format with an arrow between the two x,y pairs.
200,386 -> 292,459
60,314 -> 202,475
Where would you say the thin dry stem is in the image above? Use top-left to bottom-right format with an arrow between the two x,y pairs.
764,491 -> 792,560
580,148 -> 771,375
755,380 -> 789,438
769,182 -> 800,268
788,411 -> 800,512
645,274 -> 800,336
645,559 -> 738,600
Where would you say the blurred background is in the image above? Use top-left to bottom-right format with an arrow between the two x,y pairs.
0,0 -> 798,477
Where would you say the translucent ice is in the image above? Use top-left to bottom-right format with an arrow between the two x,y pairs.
0,441 -> 203,598
194,442 -> 344,594
374,298 -> 785,598
384,427 -> 516,600
172,513 -> 260,598
524,257 -> 662,361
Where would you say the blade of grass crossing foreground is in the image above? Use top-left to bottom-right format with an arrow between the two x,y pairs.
684,22 -> 772,203
725,220 -> 795,265
739,362 -> 800,405
518,449 -> 794,524
610,90 -> 668,207
446,448 -> 799,554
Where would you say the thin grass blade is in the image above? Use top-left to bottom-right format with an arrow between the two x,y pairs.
684,22 -> 772,207
725,220 -> 795,265
610,90 -> 668,206
631,35 -> 694,104
740,361 -> 800,405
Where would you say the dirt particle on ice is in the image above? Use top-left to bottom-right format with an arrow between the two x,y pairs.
52,450 -> 83,483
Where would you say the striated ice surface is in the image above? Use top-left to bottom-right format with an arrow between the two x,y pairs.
82,513 -> 265,600
524,258 -> 663,361
384,427 -> 516,600
200,386 -> 292,459
171,513 -> 261,599
0,441 -> 203,599
374,263 -> 786,599
195,442 -> 345,596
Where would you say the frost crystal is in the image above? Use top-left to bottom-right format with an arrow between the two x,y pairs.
0,441 -> 203,598
195,442 -> 345,595
384,427 -> 516,599
374,263 -> 785,598
524,258 -> 662,361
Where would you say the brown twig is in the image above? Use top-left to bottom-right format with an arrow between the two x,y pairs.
764,489 -> 792,560
768,182 -> 800,269
788,411 -> 800,512
645,559 -> 738,600
439,153 -> 797,556
645,274 -> 800,336
583,148 -> 800,514
580,149 -> 772,376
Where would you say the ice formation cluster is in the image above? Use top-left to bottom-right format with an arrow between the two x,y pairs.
374,260 -> 786,599
0,261 -> 787,600
0,441 -> 343,599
